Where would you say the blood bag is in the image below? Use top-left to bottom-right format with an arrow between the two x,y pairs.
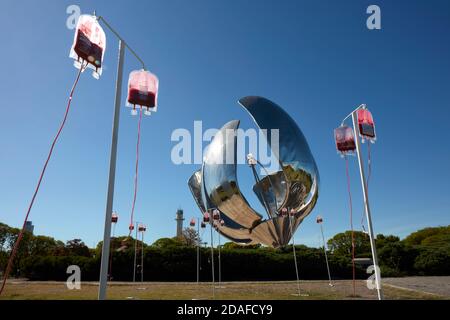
357,108 -> 376,143
127,69 -> 159,115
70,15 -> 106,79
334,125 -> 356,155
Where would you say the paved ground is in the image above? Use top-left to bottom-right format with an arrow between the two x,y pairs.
383,276 -> 450,297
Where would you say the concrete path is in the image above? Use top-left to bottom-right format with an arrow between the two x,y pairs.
384,276 -> 450,297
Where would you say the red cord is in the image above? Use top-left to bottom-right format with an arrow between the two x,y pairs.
345,156 -> 356,296
0,64 -> 85,295
367,142 -> 372,187
128,108 -> 143,236
360,142 -> 372,231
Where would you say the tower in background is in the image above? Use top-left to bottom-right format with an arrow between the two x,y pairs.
175,209 -> 184,238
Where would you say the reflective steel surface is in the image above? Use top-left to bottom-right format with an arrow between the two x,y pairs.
187,96 -> 319,248
239,96 -> 319,223
187,170 -> 206,214
188,168 -> 256,245
203,120 -> 263,230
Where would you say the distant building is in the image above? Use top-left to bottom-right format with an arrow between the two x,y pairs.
24,221 -> 34,234
175,209 -> 184,238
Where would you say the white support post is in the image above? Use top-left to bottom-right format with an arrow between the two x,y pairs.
218,228 -> 221,287
320,223 -> 333,286
133,222 -> 138,282
141,231 -> 144,282
98,39 -> 125,300
289,214 -> 301,296
197,218 -> 200,283
209,214 -> 215,299
351,111 -> 383,300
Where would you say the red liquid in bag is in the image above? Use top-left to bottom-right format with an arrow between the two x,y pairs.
357,109 -> 376,139
127,88 -> 156,108
335,126 -> 356,153
359,123 -> 375,138
74,30 -> 103,68
336,139 -> 356,152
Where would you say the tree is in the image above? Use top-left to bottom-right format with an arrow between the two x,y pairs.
378,242 -> 418,275
222,242 -> 261,250
327,231 -> 371,257
95,236 -> 139,255
28,235 -> 64,256
0,222 -> 9,250
403,226 -> 450,247
180,228 -> 200,247
2,219 -> 450,281
376,234 -> 400,250
414,248 -> 450,275
151,237 -> 183,248
65,239 -> 90,257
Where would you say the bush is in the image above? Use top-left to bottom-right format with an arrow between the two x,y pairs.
21,255 -> 99,281
414,249 -> 450,276
378,242 -> 418,276
2,221 -> 449,281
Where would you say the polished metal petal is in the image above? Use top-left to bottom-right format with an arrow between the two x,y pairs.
188,168 -> 256,245
187,170 -> 206,214
188,97 -> 319,248
202,120 -> 263,229
252,170 -> 287,218
251,215 -> 305,248
239,96 -> 320,222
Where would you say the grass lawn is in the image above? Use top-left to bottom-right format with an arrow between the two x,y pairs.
0,280 -> 446,300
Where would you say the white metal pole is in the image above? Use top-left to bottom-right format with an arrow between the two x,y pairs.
98,39 -> 125,300
210,216 -> 215,299
197,218 -> 200,283
141,231 -> 144,282
289,215 -> 301,296
351,111 -> 383,300
218,228 -> 221,287
320,224 -> 333,286
108,222 -> 117,281
133,222 -> 138,282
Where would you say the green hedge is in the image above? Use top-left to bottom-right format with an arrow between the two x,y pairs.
19,246 -> 366,281
3,224 -> 449,281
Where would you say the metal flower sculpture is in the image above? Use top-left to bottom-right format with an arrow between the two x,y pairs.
188,96 -> 319,248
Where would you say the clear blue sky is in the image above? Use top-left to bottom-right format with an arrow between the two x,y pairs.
0,0 -> 449,248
